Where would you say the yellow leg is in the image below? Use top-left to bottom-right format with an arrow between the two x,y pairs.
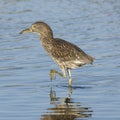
69,78 -> 72,86
50,67 -> 73,86
67,68 -> 72,86
50,69 -> 66,80
68,86 -> 72,97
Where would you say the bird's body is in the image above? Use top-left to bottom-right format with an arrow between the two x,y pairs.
42,38 -> 93,69
20,21 -> 94,86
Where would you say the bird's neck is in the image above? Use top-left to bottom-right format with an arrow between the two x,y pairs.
39,35 -> 54,53
40,34 -> 54,44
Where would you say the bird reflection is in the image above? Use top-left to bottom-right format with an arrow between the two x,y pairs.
41,86 -> 92,120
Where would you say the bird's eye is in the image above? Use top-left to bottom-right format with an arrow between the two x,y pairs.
32,25 -> 36,28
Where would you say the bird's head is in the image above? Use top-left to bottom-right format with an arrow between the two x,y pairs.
20,21 -> 53,38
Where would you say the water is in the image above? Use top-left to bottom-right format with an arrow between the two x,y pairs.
0,0 -> 120,120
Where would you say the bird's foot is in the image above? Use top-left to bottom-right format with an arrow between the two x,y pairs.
50,69 -> 66,80
50,69 -> 56,80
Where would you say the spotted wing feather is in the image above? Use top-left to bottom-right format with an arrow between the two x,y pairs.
50,38 -> 94,69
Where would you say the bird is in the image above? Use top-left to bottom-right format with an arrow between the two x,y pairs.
20,21 -> 94,86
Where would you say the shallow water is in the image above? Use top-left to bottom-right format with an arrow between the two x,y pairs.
0,0 -> 120,120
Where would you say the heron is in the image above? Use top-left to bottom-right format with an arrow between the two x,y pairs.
20,21 -> 94,86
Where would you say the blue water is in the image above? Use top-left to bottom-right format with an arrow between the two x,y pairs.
0,0 -> 120,120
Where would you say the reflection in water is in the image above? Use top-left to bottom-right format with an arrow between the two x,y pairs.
41,86 -> 92,120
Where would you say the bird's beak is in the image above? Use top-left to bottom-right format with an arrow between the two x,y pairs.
19,28 -> 32,34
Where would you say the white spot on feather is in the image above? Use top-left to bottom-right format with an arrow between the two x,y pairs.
74,60 -> 85,65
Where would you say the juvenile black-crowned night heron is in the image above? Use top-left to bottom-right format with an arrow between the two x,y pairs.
20,21 -> 94,86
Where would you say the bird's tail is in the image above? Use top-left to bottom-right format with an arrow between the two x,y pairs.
87,55 -> 95,64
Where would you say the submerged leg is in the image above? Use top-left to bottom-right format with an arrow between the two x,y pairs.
50,66 -> 66,80
66,68 -> 72,86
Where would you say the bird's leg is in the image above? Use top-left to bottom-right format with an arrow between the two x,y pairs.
66,68 -> 72,86
50,69 -> 56,80
50,66 -> 66,80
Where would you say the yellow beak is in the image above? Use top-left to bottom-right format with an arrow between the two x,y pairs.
19,28 -> 31,34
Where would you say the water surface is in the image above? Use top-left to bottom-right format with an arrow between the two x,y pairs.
0,0 -> 120,120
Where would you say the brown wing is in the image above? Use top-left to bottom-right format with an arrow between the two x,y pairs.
50,38 -> 94,65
